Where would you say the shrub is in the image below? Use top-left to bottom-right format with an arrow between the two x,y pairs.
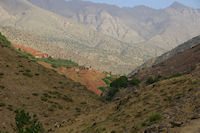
130,78 -> 140,86
106,87 -> 119,101
110,76 -> 128,88
14,109 -> 44,133
32,93 -> 39,96
98,86 -> 108,92
80,101 -> 87,105
102,76 -> 116,86
169,73 -> 182,79
75,107 -> 81,112
23,72 -> 33,78
0,102 -> 6,107
146,76 -> 161,85
0,32 -> 11,46
141,112 -> 162,126
63,95 -> 73,102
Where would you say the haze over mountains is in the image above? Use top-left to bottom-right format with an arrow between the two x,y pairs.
0,0 -> 200,74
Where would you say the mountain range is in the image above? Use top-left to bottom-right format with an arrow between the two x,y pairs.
1,31 -> 200,132
0,0 -> 200,74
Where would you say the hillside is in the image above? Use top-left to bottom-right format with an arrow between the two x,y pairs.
54,43 -> 200,132
129,35 -> 200,76
0,0 -> 164,74
0,33 -> 104,132
131,43 -> 200,81
11,43 -> 113,96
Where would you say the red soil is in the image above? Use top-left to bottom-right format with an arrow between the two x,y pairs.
12,43 -> 50,58
11,43 -> 107,95
38,62 -> 107,96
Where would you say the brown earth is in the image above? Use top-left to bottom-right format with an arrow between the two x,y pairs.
38,61 -> 106,96
11,43 -> 109,96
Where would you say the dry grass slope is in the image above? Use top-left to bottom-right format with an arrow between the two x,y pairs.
0,33 -> 104,132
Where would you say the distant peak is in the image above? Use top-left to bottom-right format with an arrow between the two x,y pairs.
169,1 -> 188,9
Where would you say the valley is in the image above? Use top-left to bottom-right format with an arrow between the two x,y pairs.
0,0 -> 200,133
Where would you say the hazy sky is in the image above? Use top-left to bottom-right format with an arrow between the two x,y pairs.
82,0 -> 200,9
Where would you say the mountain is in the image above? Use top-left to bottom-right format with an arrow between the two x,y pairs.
28,0 -> 200,50
0,0 -> 165,74
129,35 -> 200,76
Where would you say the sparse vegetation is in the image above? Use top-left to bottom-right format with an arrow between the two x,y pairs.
63,95 -> 73,102
168,73 -> 182,79
75,107 -> 81,112
7,105 -> 13,111
39,56 -> 79,69
141,113 -> 162,126
23,72 -> 33,77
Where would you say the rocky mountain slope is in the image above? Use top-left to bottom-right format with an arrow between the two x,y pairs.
129,35 -> 200,76
0,0 -> 165,74
29,0 -> 200,51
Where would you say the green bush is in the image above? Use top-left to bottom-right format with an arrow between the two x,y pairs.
63,95 -> 73,102
169,73 -> 182,79
0,32 -> 11,46
110,76 -> 128,88
141,112 -> 162,126
98,86 -> 108,92
102,76 -> 116,86
146,76 -> 161,85
14,109 -> 44,133
0,102 -> 6,107
105,76 -> 128,101
130,78 -> 140,86
106,87 -> 119,101
23,72 -> 33,77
